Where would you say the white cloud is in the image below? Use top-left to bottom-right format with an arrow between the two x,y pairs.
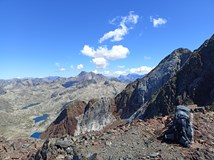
99,11 -> 139,43
150,16 -> 167,27
92,57 -> 108,68
77,64 -> 84,70
81,45 -> 95,57
81,45 -> 129,60
59,67 -> 66,72
130,66 -> 153,75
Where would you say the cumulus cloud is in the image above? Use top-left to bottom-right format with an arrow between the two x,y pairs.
130,66 -> 153,75
92,57 -> 108,68
81,45 -> 129,68
99,11 -> 139,43
77,64 -> 84,70
81,45 -> 129,61
150,16 -> 167,27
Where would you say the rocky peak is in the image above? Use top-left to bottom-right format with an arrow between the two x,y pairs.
115,48 -> 192,119
141,34 -> 214,119
76,71 -> 107,82
62,71 -> 108,88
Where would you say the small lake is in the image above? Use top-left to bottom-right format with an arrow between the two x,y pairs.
30,132 -> 42,138
33,114 -> 49,123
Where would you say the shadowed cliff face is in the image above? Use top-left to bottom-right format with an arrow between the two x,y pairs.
115,48 -> 192,119
142,34 -> 214,119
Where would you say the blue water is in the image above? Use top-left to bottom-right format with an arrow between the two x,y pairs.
33,114 -> 49,123
30,132 -> 42,138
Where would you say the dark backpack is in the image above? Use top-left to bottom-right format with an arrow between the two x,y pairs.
165,105 -> 193,147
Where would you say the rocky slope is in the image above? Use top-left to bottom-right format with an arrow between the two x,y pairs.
0,72 -> 126,139
115,48 -> 192,119
140,34 -> 214,119
1,109 -> 213,159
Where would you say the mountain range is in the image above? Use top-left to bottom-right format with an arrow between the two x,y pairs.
0,71 -> 126,139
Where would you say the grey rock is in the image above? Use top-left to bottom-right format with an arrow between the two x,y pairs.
55,140 -> 73,149
76,97 -> 116,135
65,147 -> 73,154
149,152 -> 160,158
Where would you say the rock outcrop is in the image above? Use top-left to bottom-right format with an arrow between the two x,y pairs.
115,48 -> 192,119
142,34 -> 214,119
40,101 -> 86,139
41,97 -> 116,138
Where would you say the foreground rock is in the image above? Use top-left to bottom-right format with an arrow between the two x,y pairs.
21,110 -> 213,159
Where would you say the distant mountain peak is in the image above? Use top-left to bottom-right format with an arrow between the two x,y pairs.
118,73 -> 145,83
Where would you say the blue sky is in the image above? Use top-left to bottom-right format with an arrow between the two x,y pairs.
0,0 -> 214,79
